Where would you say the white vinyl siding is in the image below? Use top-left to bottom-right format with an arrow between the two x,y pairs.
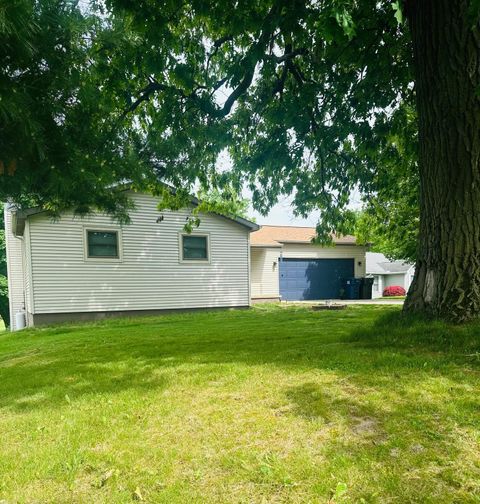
384,273 -> 407,290
250,247 -> 281,299
26,192 -> 250,314
4,208 -> 25,329
406,267 -> 415,292
372,274 -> 383,298
23,220 -> 34,314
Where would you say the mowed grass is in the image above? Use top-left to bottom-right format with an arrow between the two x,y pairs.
0,306 -> 479,503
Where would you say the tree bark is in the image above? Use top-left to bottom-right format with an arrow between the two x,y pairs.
404,0 -> 480,322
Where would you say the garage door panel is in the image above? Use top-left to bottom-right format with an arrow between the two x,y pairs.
279,258 -> 354,300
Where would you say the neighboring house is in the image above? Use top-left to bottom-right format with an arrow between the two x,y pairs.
250,225 -> 368,302
366,252 -> 415,298
4,191 -> 258,330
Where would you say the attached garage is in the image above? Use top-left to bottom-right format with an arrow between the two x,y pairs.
279,258 -> 354,301
250,226 -> 367,302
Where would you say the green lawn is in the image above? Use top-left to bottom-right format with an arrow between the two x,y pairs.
1,305 -> 479,503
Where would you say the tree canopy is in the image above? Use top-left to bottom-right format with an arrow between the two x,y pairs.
99,0 -> 417,243
0,0 -> 156,220
2,0 -> 417,239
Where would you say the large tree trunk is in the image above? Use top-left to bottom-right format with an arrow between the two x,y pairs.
403,0 -> 480,322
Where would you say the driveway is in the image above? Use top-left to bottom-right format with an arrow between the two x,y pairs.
282,298 -> 405,306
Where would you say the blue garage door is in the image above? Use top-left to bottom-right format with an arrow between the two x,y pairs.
279,258 -> 354,300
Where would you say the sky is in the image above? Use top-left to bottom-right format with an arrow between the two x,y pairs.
245,187 -> 363,227
246,193 -> 320,227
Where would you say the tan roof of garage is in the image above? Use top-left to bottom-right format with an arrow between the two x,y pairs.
250,225 -> 357,247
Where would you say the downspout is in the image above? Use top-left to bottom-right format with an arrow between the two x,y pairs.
5,206 -> 27,330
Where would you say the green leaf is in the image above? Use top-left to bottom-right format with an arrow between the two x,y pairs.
335,9 -> 356,39
392,1 -> 404,25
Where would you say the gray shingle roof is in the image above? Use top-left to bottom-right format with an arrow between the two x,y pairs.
366,252 -> 413,275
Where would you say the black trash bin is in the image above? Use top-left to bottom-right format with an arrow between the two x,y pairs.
341,278 -> 362,300
360,277 -> 374,299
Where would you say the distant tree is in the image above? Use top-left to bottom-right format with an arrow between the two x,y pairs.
355,205 -> 418,264
0,238 -> 5,278
355,164 -> 419,263
0,209 -> 5,277
0,207 -> 8,327
0,275 -> 8,329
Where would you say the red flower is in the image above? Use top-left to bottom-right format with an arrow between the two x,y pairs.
383,286 -> 406,297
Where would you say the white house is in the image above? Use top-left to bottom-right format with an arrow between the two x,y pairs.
366,252 -> 415,298
250,225 -> 368,302
4,191 -> 258,330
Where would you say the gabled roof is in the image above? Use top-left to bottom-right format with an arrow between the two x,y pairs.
366,252 -> 414,275
7,204 -> 44,237
8,189 -> 259,236
250,225 -> 357,247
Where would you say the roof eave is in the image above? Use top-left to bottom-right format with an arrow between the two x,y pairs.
227,214 -> 259,231
11,207 -> 44,236
250,243 -> 283,248
367,270 -> 410,275
278,239 -> 358,246
8,188 -> 259,234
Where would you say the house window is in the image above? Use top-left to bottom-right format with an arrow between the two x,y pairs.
86,230 -> 119,259
181,234 -> 209,261
373,275 -> 379,292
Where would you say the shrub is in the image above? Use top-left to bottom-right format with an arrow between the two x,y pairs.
383,285 -> 406,297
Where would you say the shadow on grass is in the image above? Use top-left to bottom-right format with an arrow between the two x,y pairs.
348,309 -> 480,354
0,306 -> 479,413
284,382 -> 376,424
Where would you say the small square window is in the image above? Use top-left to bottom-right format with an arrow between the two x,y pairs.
182,235 -> 209,261
87,230 -> 119,259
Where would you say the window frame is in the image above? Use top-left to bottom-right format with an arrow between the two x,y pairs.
83,227 -> 123,262
179,232 -> 210,264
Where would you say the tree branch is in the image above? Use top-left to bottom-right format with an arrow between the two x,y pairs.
207,1 -> 286,117
286,59 -> 305,84
271,47 -> 308,63
206,35 -> 234,75
122,81 -> 187,117
124,1 -> 294,119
